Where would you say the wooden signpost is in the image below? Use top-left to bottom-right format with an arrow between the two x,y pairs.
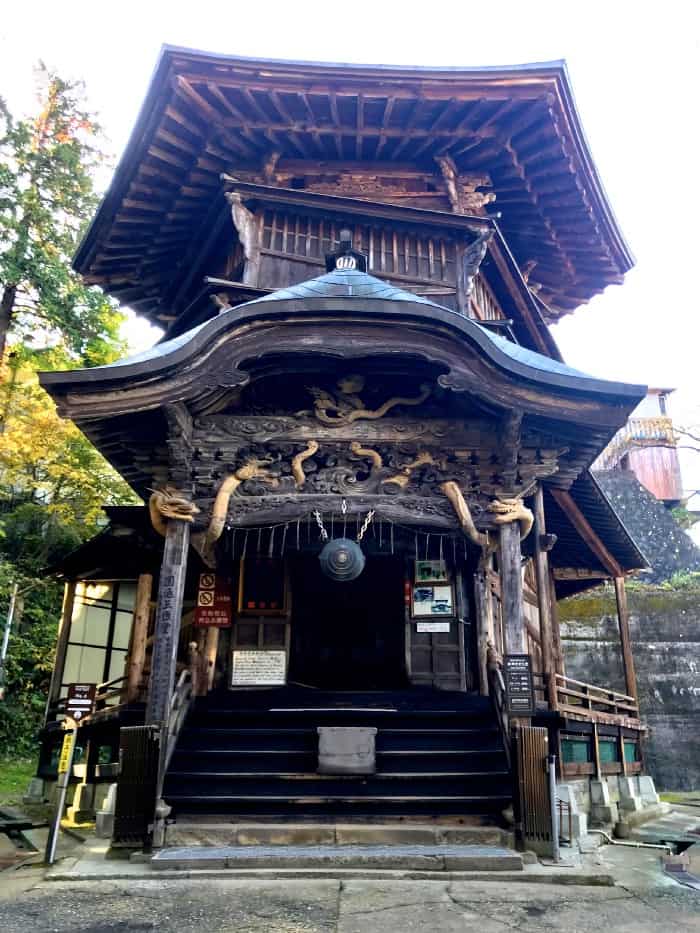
66,683 -> 96,722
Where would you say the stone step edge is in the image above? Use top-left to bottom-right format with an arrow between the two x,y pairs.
163,823 -> 514,849
151,843 -> 523,872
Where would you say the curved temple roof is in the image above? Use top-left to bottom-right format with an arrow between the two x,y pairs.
73,48 -> 634,323
42,267 -> 644,402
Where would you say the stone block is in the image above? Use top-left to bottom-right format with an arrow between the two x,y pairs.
335,825 -> 435,846
93,783 -> 112,813
67,782 -> 95,822
95,811 -> 114,839
443,852 -> 523,871
617,776 -> 643,812
617,776 -> 637,800
94,783 -> 118,839
590,779 -> 612,806
317,726 -> 377,774
571,811 -> 588,838
638,775 -> 661,806
604,776 -> 621,803
439,827 -> 505,846
556,783 -> 589,840
237,825 -> 335,846
591,801 -> 619,825
23,777 -> 45,803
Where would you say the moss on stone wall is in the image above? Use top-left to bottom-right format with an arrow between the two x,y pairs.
559,580 -> 700,624
558,580 -> 700,790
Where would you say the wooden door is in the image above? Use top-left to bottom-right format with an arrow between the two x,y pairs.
406,565 -> 468,691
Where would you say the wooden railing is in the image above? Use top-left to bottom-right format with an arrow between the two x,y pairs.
95,675 -> 128,711
593,415 -> 675,469
488,663 -> 511,768
552,673 -> 641,726
163,669 -> 193,772
470,274 -> 504,322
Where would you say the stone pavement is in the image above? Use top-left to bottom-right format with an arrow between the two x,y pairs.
0,819 -> 698,930
0,872 -> 699,932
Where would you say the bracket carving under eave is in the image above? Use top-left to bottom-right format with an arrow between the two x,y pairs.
488,497 -> 534,540
148,485 -> 200,537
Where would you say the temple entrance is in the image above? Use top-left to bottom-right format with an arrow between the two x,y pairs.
288,554 -> 407,689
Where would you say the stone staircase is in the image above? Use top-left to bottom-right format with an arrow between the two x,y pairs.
163,687 -> 512,820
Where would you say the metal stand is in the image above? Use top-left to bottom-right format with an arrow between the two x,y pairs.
45,720 -> 77,865
548,753 -> 560,863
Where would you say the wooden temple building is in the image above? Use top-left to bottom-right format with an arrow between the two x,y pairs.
36,49 -> 655,849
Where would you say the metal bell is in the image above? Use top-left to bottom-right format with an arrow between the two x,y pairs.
318,537 -> 366,581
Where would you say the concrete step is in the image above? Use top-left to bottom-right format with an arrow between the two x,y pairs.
164,821 -> 514,849
151,843 -> 523,872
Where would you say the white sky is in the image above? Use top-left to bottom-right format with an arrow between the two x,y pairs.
1,0 -> 699,493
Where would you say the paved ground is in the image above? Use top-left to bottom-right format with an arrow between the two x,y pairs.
0,865 -> 698,932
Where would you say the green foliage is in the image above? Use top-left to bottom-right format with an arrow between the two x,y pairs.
0,757 -> 36,803
0,361 -> 138,759
671,506 -> 696,530
0,67 -> 136,761
0,561 -> 63,758
0,64 -> 125,364
1,358 -> 139,569
666,570 -> 700,590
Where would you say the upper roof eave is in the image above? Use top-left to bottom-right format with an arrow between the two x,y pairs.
73,46 -> 634,315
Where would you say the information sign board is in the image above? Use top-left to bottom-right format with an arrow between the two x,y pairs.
504,654 -> 535,716
66,683 -> 96,722
195,573 -> 232,627
416,621 -> 451,633
231,649 -> 286,686
57,732 -> 75,774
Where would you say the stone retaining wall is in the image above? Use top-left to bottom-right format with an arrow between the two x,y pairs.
559,583 -> 700,791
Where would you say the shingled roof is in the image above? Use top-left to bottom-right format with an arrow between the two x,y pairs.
74,48 -> 633,324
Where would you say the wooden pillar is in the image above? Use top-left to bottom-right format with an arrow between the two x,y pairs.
533,487 -> 557,709
499,520 -> 525,655
46,580 -> 76,711
473,568 -> 493,695
548,570 -> 565,675
126,573 -> 153,703
613,576 -> 638,702
146,520 -> 190,725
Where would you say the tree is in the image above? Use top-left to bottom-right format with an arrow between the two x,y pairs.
0,355 -> 138,570
0,67 -> 136,761
0,64 -> 125,366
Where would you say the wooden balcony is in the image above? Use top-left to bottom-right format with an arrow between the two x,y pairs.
594,416 -> 675,470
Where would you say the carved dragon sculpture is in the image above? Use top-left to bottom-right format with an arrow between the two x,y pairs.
385,451 -> 441,489
291,440 -> 319,488
488,497 -> 534,540
349,441 -> 384,472
309,375 -> 431,425
440,482 -> 534,548
440,480 -> 489,548
192,457 -> 279,566
148,485 -> 200,537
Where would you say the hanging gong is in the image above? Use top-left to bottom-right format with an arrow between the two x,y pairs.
318,537 -> 366,581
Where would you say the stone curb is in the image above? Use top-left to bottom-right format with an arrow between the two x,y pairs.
44,867 -> 615,885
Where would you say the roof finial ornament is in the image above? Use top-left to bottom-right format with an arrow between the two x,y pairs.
325,225 -> 368,273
